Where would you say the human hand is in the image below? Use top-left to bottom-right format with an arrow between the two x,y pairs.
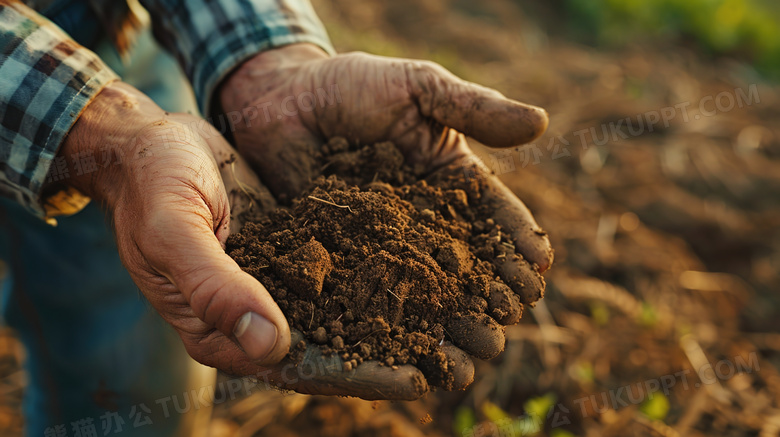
219,44 -> 553,396
57,82 -> 432,400
56,82 -> 292,375
220,44 -> 550,267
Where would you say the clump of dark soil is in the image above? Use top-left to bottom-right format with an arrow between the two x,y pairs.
226,138 -> 543,388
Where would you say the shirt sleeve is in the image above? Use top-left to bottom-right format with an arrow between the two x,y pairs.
0,1 -> 118,220
139,0 -> 335,116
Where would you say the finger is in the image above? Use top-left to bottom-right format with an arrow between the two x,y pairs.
442,344 -> 475,390
453,155 -> 553,272
178,327 -> 267,376
484,174 -> 554,272
406,61 -> 549,148
447,313 -> 506,360
487,281 -> 524,325
418,343 -> 475,391
266,330 -> 428,400
142,197 -> 290,366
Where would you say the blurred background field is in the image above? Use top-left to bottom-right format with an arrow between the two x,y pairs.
3,0 -> 780,435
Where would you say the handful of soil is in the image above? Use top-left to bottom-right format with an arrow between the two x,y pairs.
226,138 -> 545,388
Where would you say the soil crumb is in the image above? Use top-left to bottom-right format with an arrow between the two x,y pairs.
226,137 -> 544,388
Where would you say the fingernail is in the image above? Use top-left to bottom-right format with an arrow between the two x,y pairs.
234,312 -> 278,364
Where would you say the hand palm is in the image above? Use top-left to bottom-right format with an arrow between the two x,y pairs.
221,48 -> 553,399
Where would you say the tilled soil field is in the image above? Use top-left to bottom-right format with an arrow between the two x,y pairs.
2,0 -> 779,436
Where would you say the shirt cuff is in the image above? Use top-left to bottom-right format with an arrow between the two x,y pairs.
36,69 -> 119,223
0,1 -> 119,221
142,0 -> 335,116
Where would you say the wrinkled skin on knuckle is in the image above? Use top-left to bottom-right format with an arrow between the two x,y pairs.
176,321 -> 266,376
185,270 -> 225,324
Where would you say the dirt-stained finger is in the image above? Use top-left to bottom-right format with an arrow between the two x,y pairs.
407,61 -> 549,148
265,330 -> 429,401
487,281 -> 524,325
482,173 -> 553,272
428,155 -> 553,272
443,343 -> 475,390
417,342 -> 475,391
447,313 -> 506,360
494,244 -> 546,306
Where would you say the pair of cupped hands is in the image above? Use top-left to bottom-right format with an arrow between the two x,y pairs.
60,44 -> 552,400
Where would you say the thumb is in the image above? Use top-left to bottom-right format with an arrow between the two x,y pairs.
406,61 -> 549,147
145,206 -> 291,366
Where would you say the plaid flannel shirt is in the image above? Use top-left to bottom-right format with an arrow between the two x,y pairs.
0,0 -> 334,219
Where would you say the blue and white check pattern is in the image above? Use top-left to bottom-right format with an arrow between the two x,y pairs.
140,0 -> 335,114
0,1 -> 117,217
0,0 -> 334,218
